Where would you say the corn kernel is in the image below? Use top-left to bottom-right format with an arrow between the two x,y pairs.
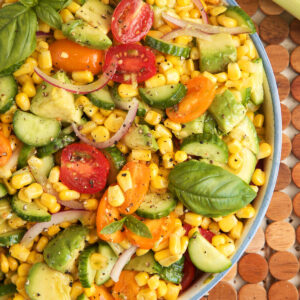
208,222 -> 220,234
104,113 -> 124,133
174,202 -> 184,216
116,142 -> 129,154
107,185 -> 125,207
202,71 -> 217,83
8,256 -> 18,272
209,5 -> 226,16
35,236 -> 48,253
71,281 -> 83,300
180,236 -> 189,253
72,70 -> 93,84
137,288 -> 157,300
174,35 -> 191,45
17,263 -> 31,277
237,45 -> 249,59
212,234 -> 226,247
228,152 -> 243,170
155,0 -> 167,7
217,243 -> 235,257
83,198 -> 98,211
117,170 -> 133,192
217,14 -> 237,27
83,104 -> 99,118
245,39 -> 256,59
151,176 -> 168,189
38,21 -> 51,33
91,112 -> 105,125
91,126 -> 110,142
174,150 -> 187,163
60,8 -> 74,23
22,81 -> 36,98
59,189 -> 80,201
132,149 -> 152,161
254,114 -> 264,128
40,193 -> 57,209
11,172 -> 33,189
191,70 -> 201,78
218,214 -> 238,232
100,108 -> 113,116
136,249 -> 150,257
154,124 -> 172,139
67,1 -> 81,13
149,163 -> 159,180
165,68 -> 180,84
258,143 -> 272,159
10,244 -> 30,262
104,279 -> 114,288
157,280 -> 168,297
145,74 -> 166,88
188,227 -> 199,239
135,272 -> 149,287
157,137 -> 173,155
227,62 -> 241,81
162,153 -> 175,169
118,84 -> 139,98
145,110 -> 162,126
169,234 -> 181,256
227,140 -> 242,154
47,225 -> 60,236
159,61 -> 173,74
184,212 -> 202,227
24,183 -> 43,200
48,166 -> 60,184
165,283 -> 181,300
252,169 -> 265,186
236,204 -> 256,219
229,221 -> 243,240
38,50 -> 52,70
84,284 -> 96,297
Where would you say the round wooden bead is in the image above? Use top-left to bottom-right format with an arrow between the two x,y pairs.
236,0 -> 259,16
275,74 -> 290,101
238,284 -> 267,300
238,253 -> 268,283
269,251 -> 299,280
266,191 -> 292,221
290,47 -> 300,73
296,225 -> 300,244
259,0 -> 284,15
291,105 -> 300,131
222,264 -> 237,281
274,163 -> 291,191
281,103 -> 291,130
292,192 -> 300,217
245,227 -> 265,253
292,134 -> 300,159
268,281 -> 299,300
259,16 -> 289,44
291,76 -> 300,102
290,19 -> 300,45
208,281 -> 237,300
265,45 -> 289,73
281,133 -> 292,160
291,162 -> 300,188
265,221 -> 295,251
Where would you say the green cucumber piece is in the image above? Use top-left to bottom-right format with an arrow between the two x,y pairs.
11,195 -> 51,222
249,58 -> 264,105
139,84 -> 187,109
136,193 -> 177,219
0,284 -> 16,297
39,155 -> 55,178
181,133 -> 229,163
95,241 -> 117,285
188,231 -> 231,273
17,144 -> 36,169
0,75 -> 17,114
145,35 -> 190,58
0,184 -> 7,199
225,6 -> 256,34
0,229 -> 25,247
78,245 -> 97,288
241,87 -> 251,106
87,86 -> 115,110
13,110 -> 61,147
77,294 -> 89,300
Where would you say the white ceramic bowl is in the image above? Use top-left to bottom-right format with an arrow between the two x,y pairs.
180,1 -> 282,298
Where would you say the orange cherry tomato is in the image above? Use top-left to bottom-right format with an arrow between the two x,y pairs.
90,285 -> 113,300
118,161 -> 150,215
166,76 -> 216,123
49,40 -> 104,75
0,133 -> 12,167
112,271 -> 140,300
96,189 -> 125,243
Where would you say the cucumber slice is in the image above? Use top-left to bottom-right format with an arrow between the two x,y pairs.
13,110 -> 61,147
39,155 -> 55,178
0,197 -> 11,220
17,144 -> 36,169
0,184 -> 7,199
225,6 -> 256,34
0,229 -> 25,247
188,232 -> 231,273
87,86 -> 115,110
145,35 -> 190,58
0,75 -> 17,114
77,294 -> 89,300
78,245 -> 97,288
11,195 -> 51,222
136,193 -> 177,219
181,133 -> 229,163
241,87 -> 251,106
139,84 -> 187,109
95,241 -> 117,285
0,284 -> 16,297
249,58 -> 264,105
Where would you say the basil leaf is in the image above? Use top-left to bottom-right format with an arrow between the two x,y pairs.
0,60 -> 24,77
100,218 -> 126,235
168,160 -> 257,217
20,0 -> 39,7
35,3 -> 62,29
125,215 -> 152,238
39,0 -> 73,10
0,3 -> 37,73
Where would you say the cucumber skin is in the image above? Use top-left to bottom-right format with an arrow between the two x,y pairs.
78,245 -> 97,288
145,35 -> 191,58
0,284 -> 16,297
0,75 -> 17,114
88,93 -> 115,110
17,144 -> 35,169
77,294 -> 89,300
0,183 -> 7,198
139,84 -> 187,109
0,229 -> 26,247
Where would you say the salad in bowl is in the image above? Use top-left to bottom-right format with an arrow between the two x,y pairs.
0,0 -> 279,299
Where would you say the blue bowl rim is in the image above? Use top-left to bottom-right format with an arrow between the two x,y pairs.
188,1 -> 282,299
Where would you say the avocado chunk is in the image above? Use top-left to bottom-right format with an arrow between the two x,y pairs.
188,232 -> 231,273
75,0 -> 113,34
173,114 -> 206,139
122,124 -> 158,151
249,58 -> 264,105
43,225 -> 88,273
209,89 -> 246,133
62,19 -> 112,50
30,71 -> 82,124
197,33 -> 237,73
26,263 -> 72,300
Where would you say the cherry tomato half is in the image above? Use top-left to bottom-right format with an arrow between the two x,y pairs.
60,143 -> 110,194
104,44 -> 156,83
181,255 -> 196,292
49,40 -> 104,75
111,0 -> 153,43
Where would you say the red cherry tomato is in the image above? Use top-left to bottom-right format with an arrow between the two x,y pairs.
104,44 -> 156,83
60,143 -> 110,194
181,256 -> 196,292
111,0 -> 153,43
183,224 -> 215,243
49,40 -> 104,75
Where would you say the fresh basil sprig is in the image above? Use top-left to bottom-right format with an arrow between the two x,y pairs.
100,216 -> 152,238
20,0 -> 39,7
38,0 -> 73,10
35,2 -> 62,29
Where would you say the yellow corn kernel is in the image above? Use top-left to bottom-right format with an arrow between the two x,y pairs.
50,202 -> 61,214
258,143 -> 272,159
199,217 -> 211,230
155,0 -> 167,7
136,249 -> 150,257
178,10 -> 189,18
209,15 -> 218,25
227,62 -> 241,81
174,150 -> 187,163
82,104 -> 98,117
38,50 -> 52,70
244,39 -> 256,59
212,234 -> 226,247
11,172 -> 33,189
217,14 -> 237,27
236,204 -> 255,219
60,8 -> 74,23
22,80 -> 36,98
116,141 -> 129,154
90,112 -> 105,125
165,283 -> 181,300
166,55 -> 182,66
119,239 -> 131,250
238,33 -> 247,43
72,70 -> 93,84
202,71 -> 217,84
246,111 -> 254,122
232,36 -> 240,48
180,74 -> 190,84
17,263 -> 31,277
147,274 -> 160,290
118,84 -> 139,98
132,149 -> 152,161
162,153 -> 175,169
153,238 -> 169,252
0,123 -> 12,138
24,183 -> 43,200
184,212 -> 202,227
137,288 -> 157,300
84,284 -> 96,297
157,280 -> 168,297
209,5 -> 226,16
228,152 -> 243,170
38,21 -> 51,33
67,1 -> 81,13
177,0 -> 190,5
34,236 -> 48,253
237,45 -> 249,59
254,114 -> 264,128
154,248 -> 170,261
91,126 -> 110,142
214,72 -> 227,83
191,70 -> 201,79
107,185 -> 125,207
100,108 -> 113,116
0,254 -> 9,273
135,272 -> 149,287
250,185 -> 259,193
208,222 -> 220,234
48,166 -> 60,184
59,189 -> 80,201
227,140 -> 242,154
149,163 -> 159,180
169,234 -> 181,256
71,281 -> 84,300
104,279 -> 114,288
10,244 -> 30,262
83,198 -> 98,211
151,175 -> 168,189
47,225 -> 60,236
252,169 -> 265,186
174,35 -> 191,45
167,0 -> 176,7
13,295 -> 25,300
159,61 -> 173,74
155,249 -> 181,267
157,137 -> 173,155
8,256 -> 18,272
7,216 -> 26,229
180,236 -> 189,254
218,214 -> 238,233
188,227 -> 199,238
158,24 -> 173,34
229,221 -> 243,240
117,170 -> 132,192
17,188 -> 31,203
217,242 -> 235,257
13,63 -> 34,77
165,68 -> 180,84
238,60 -> 256,73
16,91 -> 32,110
90,253 -> 107,270
40,193 -> 57,209
145,110 -> 162,126
187,47 -> 199,60
104,113 -> 124,133
154,124 -> 172,138
86,229 -> 99,244
164,119 -> 181,132
145,74 -> 166,88
78,121 -> 96,135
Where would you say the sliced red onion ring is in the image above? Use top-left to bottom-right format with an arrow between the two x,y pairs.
0,147 -> 21,179
113,96 -> 139,111
36,31 -> 52,38
21,210 -> 91,246
192,0 -> 208,24
110,245 -> 137,282
162,27 -> 212,41
34,57 -> 117,94
72,98 -> 139,149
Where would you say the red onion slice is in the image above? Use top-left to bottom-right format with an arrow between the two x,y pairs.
36,31 -> 52,38
21,210 -> 91,246
110,245 -> 137,282
72,98 -> 139,149
34,57 -> 117,95
192,0 -> 208,24
162,27 -> 212,41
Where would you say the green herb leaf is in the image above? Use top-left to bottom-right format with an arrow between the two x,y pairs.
19,0 -> 39,7
38,0 -> 73,10
168,160 -> 257,217
0,61 -> 24,77
125,215 -> 152,238
100,218 -> 126,235
0,3 -> 37,73
35,3 -> 62,29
